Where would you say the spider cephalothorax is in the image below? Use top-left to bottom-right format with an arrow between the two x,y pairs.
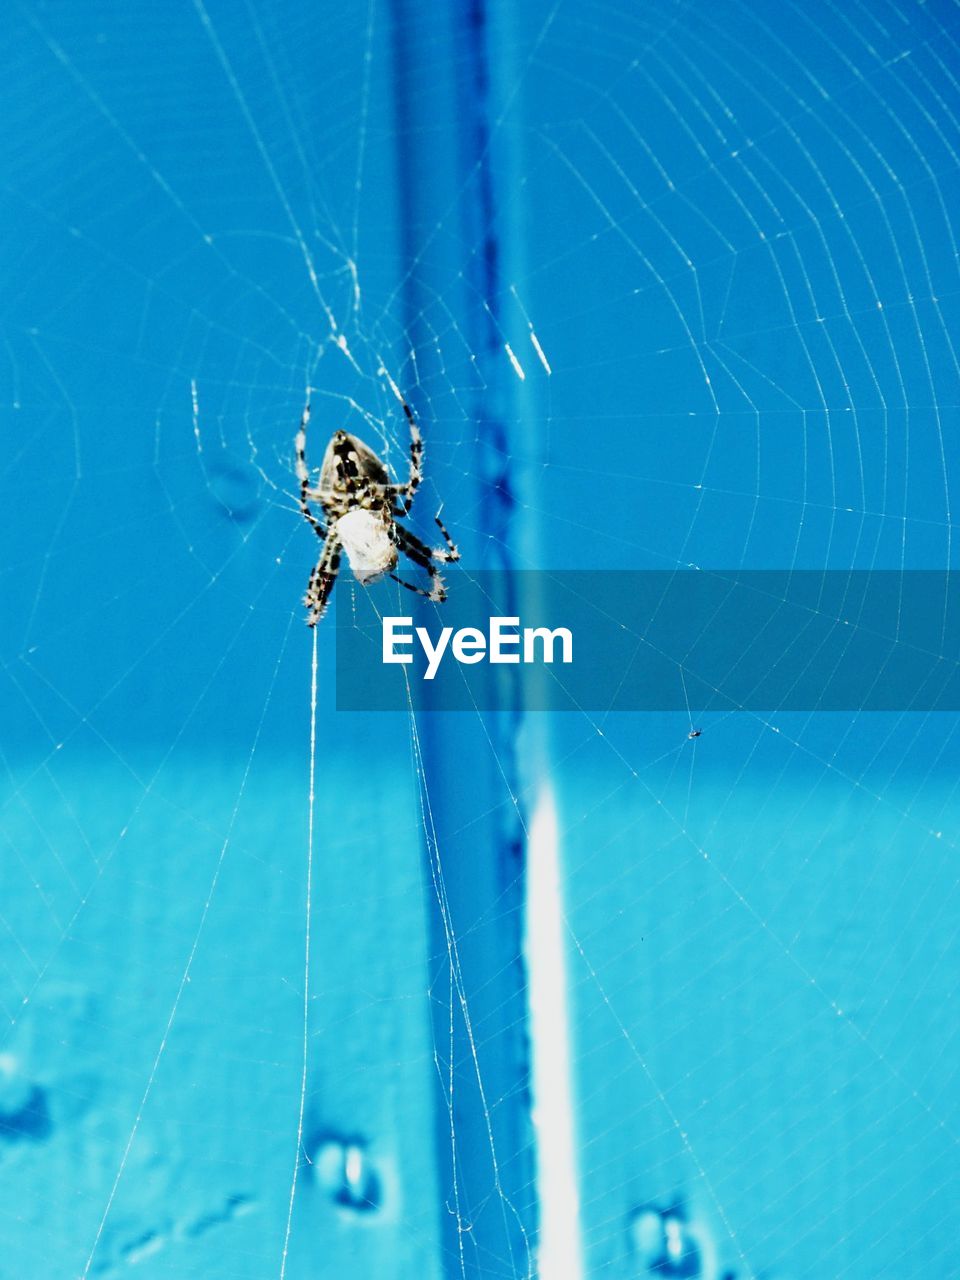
296,389 -> 459,626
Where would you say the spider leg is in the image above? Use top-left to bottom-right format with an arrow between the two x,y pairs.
380,371 -> 423,516
396,520 -> 460,566
389,571 -> 446,604
295,400 -> 327,540
432,511 -> 460,562
387,524 -> 456,604
305,533 -> 341,626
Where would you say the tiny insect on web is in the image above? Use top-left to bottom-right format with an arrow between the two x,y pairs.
295,381 -> 460,626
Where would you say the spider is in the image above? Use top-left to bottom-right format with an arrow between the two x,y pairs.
295,386 -> 459,626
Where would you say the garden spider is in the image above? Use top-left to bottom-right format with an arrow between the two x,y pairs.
295,385 -> 459,626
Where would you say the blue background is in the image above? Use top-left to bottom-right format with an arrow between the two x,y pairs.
2,1 -> 959,1278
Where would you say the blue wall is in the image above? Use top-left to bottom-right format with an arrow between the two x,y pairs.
2,2 -> 960,1278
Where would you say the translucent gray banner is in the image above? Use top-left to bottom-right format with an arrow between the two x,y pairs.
335,571 -> 960,712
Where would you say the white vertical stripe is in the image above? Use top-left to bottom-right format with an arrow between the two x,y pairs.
526,788 -> 584,1280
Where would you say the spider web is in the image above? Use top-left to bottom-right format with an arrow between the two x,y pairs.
2,2 -> 960,1279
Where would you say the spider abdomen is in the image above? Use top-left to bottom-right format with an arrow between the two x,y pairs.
336,508 -> 398,585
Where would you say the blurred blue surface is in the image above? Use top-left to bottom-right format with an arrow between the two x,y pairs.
2,1 -> 960,1277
